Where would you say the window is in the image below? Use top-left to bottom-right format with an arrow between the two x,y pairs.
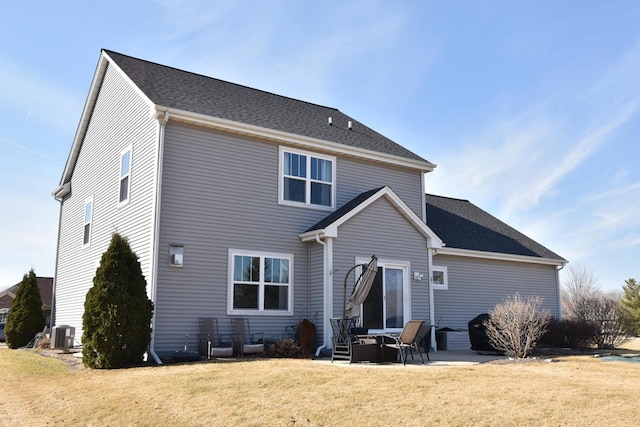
432,266 -> 448,290
0,308 -> 8,322
119,146 -> 132,204
228,250 -> 293,315
83,197 -> 93,246
279,147 -> 335,209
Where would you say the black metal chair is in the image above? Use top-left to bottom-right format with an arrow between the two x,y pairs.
329,318 -> 357,362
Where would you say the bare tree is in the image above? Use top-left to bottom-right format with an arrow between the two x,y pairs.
582,291 -> 628,349
562,264 -> 628,348
484,293 -> 551,358
562,263 -> 599,320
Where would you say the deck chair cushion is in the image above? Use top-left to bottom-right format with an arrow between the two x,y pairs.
242,343 -> 264,354
211,346 -> 234,358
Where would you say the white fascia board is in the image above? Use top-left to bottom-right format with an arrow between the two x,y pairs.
56,51 -> 157,189
298,186 -> 443,247
153,106 -> 436,172
299,230 -> 325,242
434,247 -> 567,266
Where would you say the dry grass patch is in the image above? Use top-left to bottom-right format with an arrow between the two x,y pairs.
1,344 -> 640,426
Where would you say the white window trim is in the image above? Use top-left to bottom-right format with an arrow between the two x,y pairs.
278,146 -> 336,211
432,265 -> 448,290
355,257 -> 411,333
83,196 -> 93,248
227,249 -> 294,316
118,145 -> 132,206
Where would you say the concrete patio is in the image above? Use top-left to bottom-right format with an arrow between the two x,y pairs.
316,350 -> 505,368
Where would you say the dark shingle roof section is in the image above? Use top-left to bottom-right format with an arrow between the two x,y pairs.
305,187 -> 384,232
426,195 -> 565,261
2,277 -> 53,308
104,50 -> 430,163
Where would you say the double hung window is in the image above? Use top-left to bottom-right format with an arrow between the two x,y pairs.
280,147 -> 335,209
119,146 -> 131,204
229,250 -> 293,315
83,197 -> 93,246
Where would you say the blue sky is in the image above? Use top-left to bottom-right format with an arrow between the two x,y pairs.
1,1 -> 639,292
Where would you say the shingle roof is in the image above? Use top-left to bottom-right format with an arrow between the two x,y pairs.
104,50 -> 430,164
1,277 -> 53,308
426,194 -> 565,261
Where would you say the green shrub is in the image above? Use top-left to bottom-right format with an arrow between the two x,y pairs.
82,233 -> 154,369
5,269 -> 45,349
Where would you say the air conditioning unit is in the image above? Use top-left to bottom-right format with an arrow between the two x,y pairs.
51,325 -> 75,349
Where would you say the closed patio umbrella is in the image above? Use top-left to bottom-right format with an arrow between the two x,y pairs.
344,255 -> 378,320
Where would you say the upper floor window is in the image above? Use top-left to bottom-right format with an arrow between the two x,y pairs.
119,146 -> 132,204
83,196 -> 93,246
432,265 -> 448,290
279,147 -> 335,209
228,249 -> 293,316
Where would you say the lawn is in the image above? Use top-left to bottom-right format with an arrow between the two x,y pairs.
1,343 -> 640,426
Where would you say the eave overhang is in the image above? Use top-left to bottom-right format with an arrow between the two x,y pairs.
434,247 -> 567,267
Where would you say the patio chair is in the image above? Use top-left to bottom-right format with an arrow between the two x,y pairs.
231,318 -> 265,357
382,320 -> 426,365
330,318 -> 357,362
199,318 -> 233,359
414,322 -> 434,362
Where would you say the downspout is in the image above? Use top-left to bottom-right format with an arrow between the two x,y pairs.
148,110 -> 170,365
556,263 -> 566,320
314,234 -> 328,357
427,247 -> 437,352
50,195 -> 65,331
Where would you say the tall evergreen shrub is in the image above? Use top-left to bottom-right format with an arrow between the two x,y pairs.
82,233 -> 154,368
619,278 -> 640,336
5,269 -> 45,349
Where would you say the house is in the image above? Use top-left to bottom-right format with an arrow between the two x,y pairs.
425,195 -> 565,346
0,277 -> 53,326
51,50 -> 566,362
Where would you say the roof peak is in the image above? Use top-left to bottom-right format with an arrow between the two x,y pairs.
102,49 -> 341,113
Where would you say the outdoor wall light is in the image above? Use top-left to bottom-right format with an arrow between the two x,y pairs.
169,244 -> 184,267
413,271 -> 424,281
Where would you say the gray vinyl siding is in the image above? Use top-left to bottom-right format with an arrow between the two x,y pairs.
54,63 -> 157,340
432,254 -> 561,331
336,158 -> 424,217
153,122 -> 427,354
309,243 -> 325,344
155,124 -> 314,353
331,198 -> 430,325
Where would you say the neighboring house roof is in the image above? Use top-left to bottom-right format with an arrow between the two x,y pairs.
425,194 -> 566,263
0,277 -> 53,309
300,186 -> 443,247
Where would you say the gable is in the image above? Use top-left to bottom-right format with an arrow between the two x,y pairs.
301,186 -> 443,248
